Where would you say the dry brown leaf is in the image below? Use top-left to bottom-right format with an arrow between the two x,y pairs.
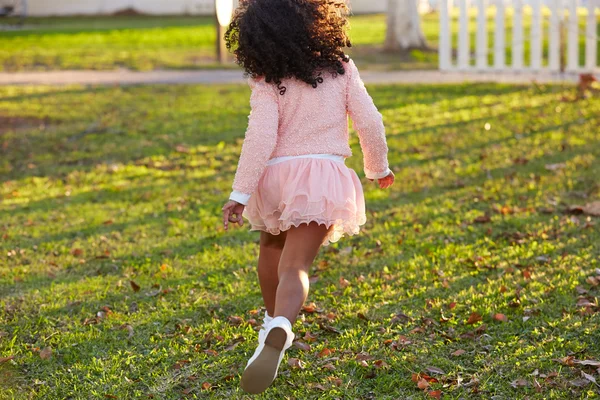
417,379 -> 430,390
201,382 -> 211,390
451,349 -> 466,357
293,341 -> 311,351
574,359 -> 600,367
473,215 -> 492,224
303,331 -> 318,342
0,356 -> 15,363
448,302 -> 457,309
583,201 -> 600,216
318,348 -> 334,358
322,363 -> 336,371
302,303 -> 319,313
288,357 -> 305,369
374,360 -> 389,369
39,347 -> 52,360
493,313 -> 509,322
358,360 -> 369,367
511,379 -> 528,388
428,390 -> 442,399
227,316 -> 244,326
203,349 -> 218,357
339,277 -> 350,288
426,366 -> 446,375
355,352 -> 373,361
71,248 -> 84,256
466,312 -> 482,325
182,388 -> 193,395
129,280 -> 141,292
328,376 -> 342,386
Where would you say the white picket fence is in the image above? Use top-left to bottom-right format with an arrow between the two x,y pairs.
439,0 -> 600,73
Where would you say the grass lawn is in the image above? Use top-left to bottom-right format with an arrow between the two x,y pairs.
0,10 -> 598,71
1,82 -> 600,399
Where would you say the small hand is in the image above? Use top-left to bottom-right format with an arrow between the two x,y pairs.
222,200 -> 245,231
374,171 -> 395,189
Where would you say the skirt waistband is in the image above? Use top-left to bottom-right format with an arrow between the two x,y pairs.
267,154 -> 345,166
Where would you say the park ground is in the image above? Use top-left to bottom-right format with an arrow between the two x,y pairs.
0,80 -> 599,399
0,11 -> 599,72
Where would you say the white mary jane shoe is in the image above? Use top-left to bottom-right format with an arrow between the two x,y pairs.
241,316 -> 294,394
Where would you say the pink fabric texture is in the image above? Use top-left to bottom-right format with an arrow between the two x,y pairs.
231,58 -> 390,197
243,157 -> 366,246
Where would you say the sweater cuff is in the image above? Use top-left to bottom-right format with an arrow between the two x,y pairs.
365,167 -> 392,180
229,190 -> 251,206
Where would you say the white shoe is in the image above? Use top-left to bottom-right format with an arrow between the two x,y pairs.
258,310 -> 274,344
241,316 -> 294,394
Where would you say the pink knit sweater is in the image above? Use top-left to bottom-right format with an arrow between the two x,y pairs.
230,58 -> 390,204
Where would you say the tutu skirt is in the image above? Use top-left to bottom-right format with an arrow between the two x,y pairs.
244,155 -> 367,246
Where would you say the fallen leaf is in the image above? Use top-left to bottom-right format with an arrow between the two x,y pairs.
545,163 -> 566,171
493,313 -> 508,322
303,331 -> 318,342
355,352 -> 373,361
448,302 -> 457,309
574,359 -> 600,367
313,383 -> 327,391
426,366 -> 446,375
328,376 -> 342,386
182,388 -> 193,395
71,248 -> 83,256
129,280 -> 141,292
569,378 -> 590,387
0,356 -> 15,363
318,348 -> 334,358
466,312 -> 482,325
293,341 -> 311,351
582,371 -> 598,386
357,312 -> 369,321
391,312 -> 412,323
358,360 -> 369,367
201,382 -> 211,390
103,220 -> 113,225
227,316 -> 244,326
39,347 -> 52,360
417,379 -> 430,390
288,358 -> 305,369
373,360 -> 389,369
175,145 -> 190,153
428,390 -> 442,399
120,324 -> 134,339
339,277 -> 350,288
451,349 -> 466,357
302,303 -> 319,313
583,201 -> 600,216
473,215 -> 491,224
322,363 -> 336,371
203,349 -> 218,356
510,379 -> 528,388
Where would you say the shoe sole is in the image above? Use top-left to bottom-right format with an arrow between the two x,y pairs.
241,328 -> 287,394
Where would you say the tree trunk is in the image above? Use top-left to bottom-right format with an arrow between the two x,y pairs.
384,0 -> 429,52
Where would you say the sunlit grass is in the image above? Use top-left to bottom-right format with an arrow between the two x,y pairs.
0,11 -> 597,71
0,83 -> 599,399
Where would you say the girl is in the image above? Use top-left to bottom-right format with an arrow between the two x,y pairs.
221,0 -> 394,394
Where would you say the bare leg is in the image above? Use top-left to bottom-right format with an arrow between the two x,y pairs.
272,222 -> 330,325
258,231 -> 287,316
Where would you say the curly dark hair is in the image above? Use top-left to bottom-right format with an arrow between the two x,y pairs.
224,0 -> 351,94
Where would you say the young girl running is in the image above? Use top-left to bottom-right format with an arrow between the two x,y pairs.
221,0 -> 394,394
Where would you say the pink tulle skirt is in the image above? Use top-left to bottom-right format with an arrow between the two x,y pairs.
244,155 -> 367,246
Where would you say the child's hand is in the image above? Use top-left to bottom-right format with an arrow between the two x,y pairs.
377,171 -> 395,189
222,200 -> 245,231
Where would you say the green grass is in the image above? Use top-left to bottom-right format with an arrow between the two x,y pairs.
1,82 -> 600,399
0,11 -> 598,71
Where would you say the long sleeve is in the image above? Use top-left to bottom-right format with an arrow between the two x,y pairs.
346,59 -> 391,180
229,78 -> 280,205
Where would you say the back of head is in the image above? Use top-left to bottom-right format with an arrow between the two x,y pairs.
225,0 -> 352,93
